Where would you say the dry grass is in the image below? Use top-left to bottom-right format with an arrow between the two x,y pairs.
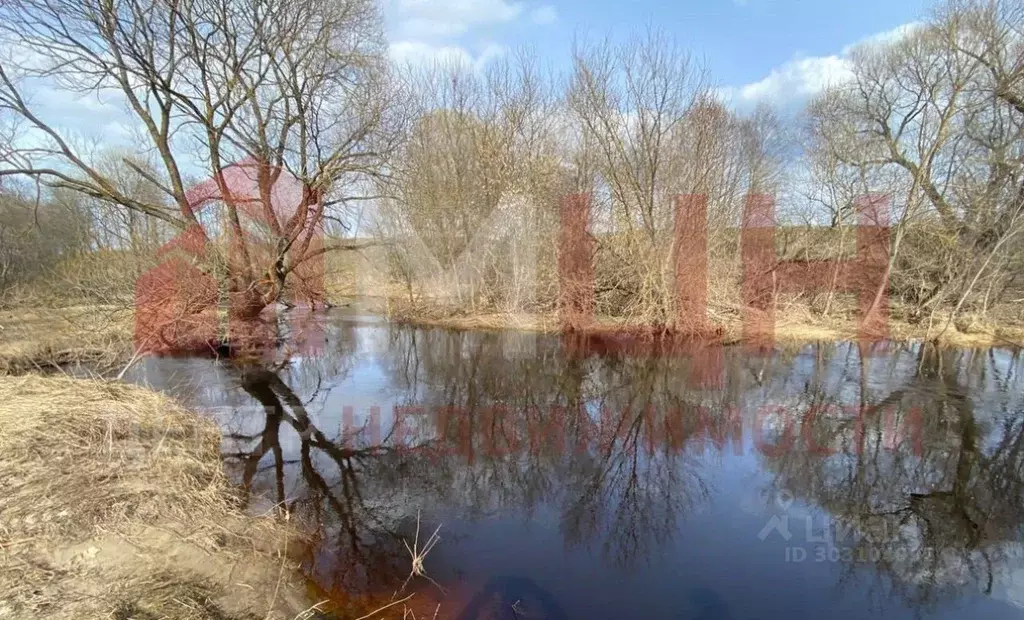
387,301 -> 1024,348
0,375 -> 312,620
0,305 -> 133,374
389,306 -> 559,333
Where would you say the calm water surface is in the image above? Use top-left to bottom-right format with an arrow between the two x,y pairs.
122,312 -> 1024,619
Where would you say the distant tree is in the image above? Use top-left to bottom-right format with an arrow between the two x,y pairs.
0,189 -> 90,301
377,56 -> 562,313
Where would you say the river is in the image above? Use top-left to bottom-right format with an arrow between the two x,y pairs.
119,311 -> 1024,619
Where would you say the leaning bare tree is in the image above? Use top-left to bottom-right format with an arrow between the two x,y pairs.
807,0 -> 1024,327
0,0 -> 396,333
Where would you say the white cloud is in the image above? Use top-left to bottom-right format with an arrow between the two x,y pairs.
386,0 -> 541,78
726,21 -> 923,111
389,41 -> 505,72
390,40 -> 473,66
841,21 -> 923,55
736,55 -> 854,106
393,0 -> 524,38
23,82 -> 135,145
397,18 -> 468,38
530,5 -> 558,25
474,43 -> 507,68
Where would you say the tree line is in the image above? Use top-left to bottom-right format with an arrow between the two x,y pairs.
0,0 -> 1022,336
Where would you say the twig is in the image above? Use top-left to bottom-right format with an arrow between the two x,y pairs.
400,511 -> 444,594
292,600 -> 330,620
354,594 -> 415,620
116,338 -> 152,380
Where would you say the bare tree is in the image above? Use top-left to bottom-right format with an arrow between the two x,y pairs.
0,189 -> 90,302
0,0 -> 397,326
375,52 -> 563,315
566,30 -> 784,329
807,0 -> 1024,325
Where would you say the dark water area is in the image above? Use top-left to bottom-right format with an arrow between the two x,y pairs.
120,312 -> 1024,619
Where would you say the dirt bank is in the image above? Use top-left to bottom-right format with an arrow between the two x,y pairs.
0,375 -> 315,620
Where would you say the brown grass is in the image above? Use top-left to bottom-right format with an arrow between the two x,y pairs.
0,305 -> 134,374
0,375 -> 313,619
387,302 -> 1024,348
389,308 -> 559,333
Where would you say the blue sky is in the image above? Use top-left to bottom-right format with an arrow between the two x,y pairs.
385,0 -> 934,109
22,0 -> 936,149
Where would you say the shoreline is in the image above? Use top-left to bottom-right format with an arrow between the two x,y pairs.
3,301 -> 1022,376
388,310 -> 1024,349
2,304 -> 1019,617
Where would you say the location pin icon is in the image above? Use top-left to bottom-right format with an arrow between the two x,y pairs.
776,489 -> 794,512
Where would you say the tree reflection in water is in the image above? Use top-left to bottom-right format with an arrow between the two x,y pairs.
381,328 -> 721,568
761,344 -> 1024,613
221,368 -> 448,600
202,319 -> 1024,616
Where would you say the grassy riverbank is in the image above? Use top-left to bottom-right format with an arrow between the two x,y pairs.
0,375 -> 313,619
2,297 -> 1021,378
0,306 -> 133,374
388,305 -> 1024,349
